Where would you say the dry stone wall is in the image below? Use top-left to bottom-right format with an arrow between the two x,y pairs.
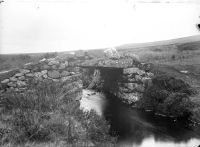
0,57 -> 83,102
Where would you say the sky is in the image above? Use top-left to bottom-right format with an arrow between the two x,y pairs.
0,0 -> 200,54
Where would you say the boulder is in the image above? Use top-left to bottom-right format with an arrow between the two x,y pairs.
18,76 -> 25,81
61,71 -> 70,77
98,58 -> 133,68
39,58 -> 46,62
118,92 -> 141,104
1,79 -> 10,84
123,67 -> 145,75
135,75 -> 142,82
43,64 -> 50,70
15,73 -> 24,77
43,74 -> 48,79
19,69 -> 30,74
48,70 -> 60,79
123,67 -> 140,75
48,60 -> 60,66
52,65 -> 57,69
10,77 -> 17,82
17,81 -> 26,87
121,83 -> 145,92
34,72 -> 43,78
8,82 -> 17,87
23,62 -> 34,69
26,73 -> 34,77
41,70 -> 48,75
58,63 -> 66,69
104,48 -> 120,59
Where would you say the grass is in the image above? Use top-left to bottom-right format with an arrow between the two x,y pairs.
0,80 -> 116,146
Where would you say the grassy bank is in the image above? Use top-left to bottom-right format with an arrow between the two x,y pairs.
0,80 -> 116,146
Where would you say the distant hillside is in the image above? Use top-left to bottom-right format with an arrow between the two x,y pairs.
116,35 -> 200,50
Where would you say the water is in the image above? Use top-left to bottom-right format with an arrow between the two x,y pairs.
80,89 -> 200,147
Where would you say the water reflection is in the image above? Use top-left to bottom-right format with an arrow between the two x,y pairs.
81,90 -> 200,147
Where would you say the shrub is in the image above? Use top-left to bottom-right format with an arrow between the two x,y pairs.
139,74 -> 195,117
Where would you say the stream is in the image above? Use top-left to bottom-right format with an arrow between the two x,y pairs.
80,89 -> 200,147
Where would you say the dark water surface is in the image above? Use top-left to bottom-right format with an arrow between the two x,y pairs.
81,90 -> 200,147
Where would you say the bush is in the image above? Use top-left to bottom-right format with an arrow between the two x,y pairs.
139,74 -> 195,117
0,80 -> 115,145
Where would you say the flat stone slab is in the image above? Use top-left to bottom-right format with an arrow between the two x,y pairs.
78,58 -> 134,68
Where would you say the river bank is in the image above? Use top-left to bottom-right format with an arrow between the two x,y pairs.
80,89 -> 200,147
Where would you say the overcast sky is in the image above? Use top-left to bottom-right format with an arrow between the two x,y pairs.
0,0 -> 200,54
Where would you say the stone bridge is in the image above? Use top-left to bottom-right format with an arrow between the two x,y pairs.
0,49 -> 154,105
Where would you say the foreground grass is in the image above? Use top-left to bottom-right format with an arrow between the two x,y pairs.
0,80 -> 116,146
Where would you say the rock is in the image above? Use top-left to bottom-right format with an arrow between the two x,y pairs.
98,58 -> 133,68
64,61 -> 69,66
14,88 -> 19,92
43,64 -> 50,70
147,72 -> 154,78
59,63 -> 66,69
121,83 -> 144,92
135,75 -> 142,82
118,92 -> 141,104
41,70 -> 48,75
137,70 -> 146,76
19,69 -> 30,74
18,76 -> 25,80
61,71 -> 70,77
39,58 -> 46,62
52,65 -> 57,69
1,79 -> 10,84
34,72 -> 43,78
43,74 -> 48,78
123,67 -> 140,75
8,82 -> 17,87
47,58 -> 55,62
32,66 -> 40,72
26,73 -> 34,77
19,87 -> 27,91
17,81 -> 26,87
52,79 -> 60,82
48,70 -> 60,79
15,73 -> 24,77
48,60 -> 60,66
10,77 -> 17,82
35,77 -> 43,81
104,48 -> 120,59
61,74 -> 81,83
180,70 -> 188,74
24,62 -> 34,69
